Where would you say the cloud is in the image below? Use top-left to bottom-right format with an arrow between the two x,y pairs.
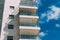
36,0 -> 42,6
40,13 -> 47,19
47,5 -> 60,22
56,24 -> 60,28
37,32 -> 48,40
39,32 -> 47,37
39,5 -> 60,23
36,36 -> 42,40
39,13 -> 47,23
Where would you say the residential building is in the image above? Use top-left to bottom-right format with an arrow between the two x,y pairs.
1,0 -> 40,40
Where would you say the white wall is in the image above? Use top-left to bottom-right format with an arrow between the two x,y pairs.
1,0 -> 20,40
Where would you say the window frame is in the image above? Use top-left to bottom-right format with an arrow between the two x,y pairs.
7,36 -> 13,40
9,15 -> 14,19
10,6 -> 15,9
8,25 -> 14,29
20,35 -> 37,39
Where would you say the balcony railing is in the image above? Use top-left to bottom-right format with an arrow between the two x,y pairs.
20,23 -> 38,27
20,0 -> 37,7
19,12 -> 37,16
20,35 -> 37,39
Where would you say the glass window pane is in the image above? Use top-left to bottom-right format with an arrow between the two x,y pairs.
20,23 -> 37,26
7,36 -> 13,40
8,25 -> 14,29
20,35 -> 37,39
9,15 -> 14,19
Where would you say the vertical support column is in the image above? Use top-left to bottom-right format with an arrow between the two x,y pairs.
1,0 -> 20,40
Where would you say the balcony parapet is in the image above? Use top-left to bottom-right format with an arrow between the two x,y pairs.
19,26 -> 40,35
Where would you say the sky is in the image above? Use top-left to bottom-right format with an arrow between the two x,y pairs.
37,0 -> 60,40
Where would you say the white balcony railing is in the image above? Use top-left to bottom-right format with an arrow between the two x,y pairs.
20,0 -> 37,7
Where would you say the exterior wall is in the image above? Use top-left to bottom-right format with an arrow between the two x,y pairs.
1,0 -> 20,40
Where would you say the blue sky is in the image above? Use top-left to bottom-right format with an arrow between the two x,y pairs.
37,0 -> 60,40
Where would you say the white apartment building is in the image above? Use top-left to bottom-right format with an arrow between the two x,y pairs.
1,0 -> 40,40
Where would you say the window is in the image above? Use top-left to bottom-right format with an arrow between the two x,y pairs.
7,36 -> 13,40
20,35 -> 37,39
9,15 -> 14,19
8,25 -> 14,29
20,23 -> 36,26
10,6 -> 15,9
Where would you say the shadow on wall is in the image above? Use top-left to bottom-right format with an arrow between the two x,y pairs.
2,13 -> 19,40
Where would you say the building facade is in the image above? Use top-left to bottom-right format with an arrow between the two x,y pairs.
1,0 -> 40,40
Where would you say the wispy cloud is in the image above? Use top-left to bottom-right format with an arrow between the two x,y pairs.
47,5 -> 60,22
36,0 -> 42,6
39,5 -> 60,23
56,24 -> 60,28
40,13 -> 47,19
39,32 -> 47,37
39,13 -> 47,23
37,32 -> 48,40
36,36 -> 42,40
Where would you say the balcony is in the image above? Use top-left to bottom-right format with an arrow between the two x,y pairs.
19,26 -> 40,35
19,15 -> 39,24
20,23 -> 38,27
20,35 -> 37,39
19,6 -> 38,13
20,0 -> 37,7
19,11 -> 37,16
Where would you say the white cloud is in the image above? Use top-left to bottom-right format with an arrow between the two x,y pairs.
36,36 -> 42,40
56,24 -> 60,28
39,32 -> 47,37
47,5 -> 60,22
37,32 -> 48,40
40,13 -> 47,19
35,0 -> 42,7
39,5 -> 60,23
39,13 -> 47,23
